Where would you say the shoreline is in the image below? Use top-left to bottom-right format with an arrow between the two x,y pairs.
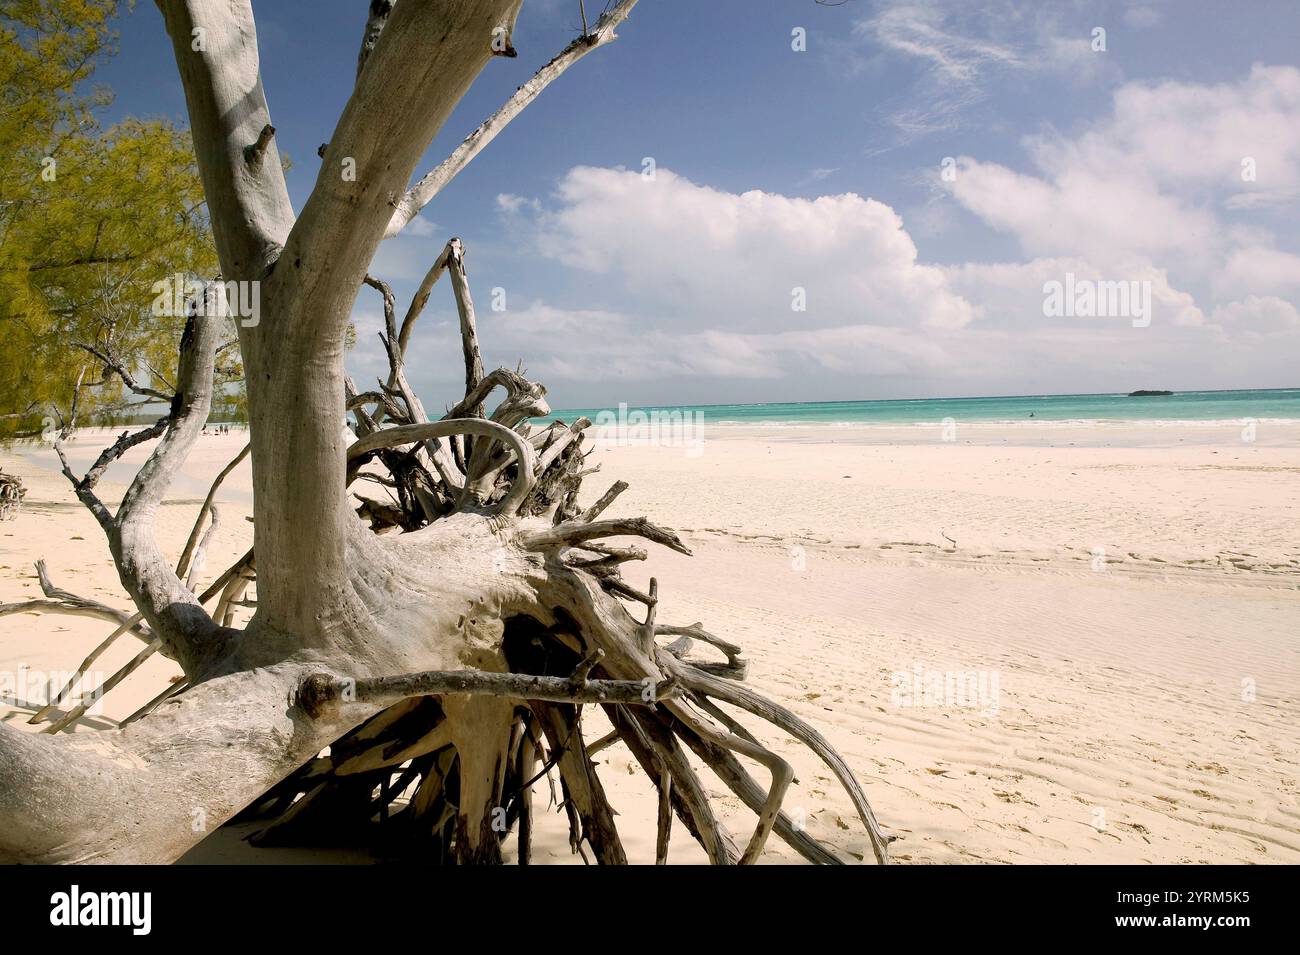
585,420 -> 1300,449
2,426 -> 1297,864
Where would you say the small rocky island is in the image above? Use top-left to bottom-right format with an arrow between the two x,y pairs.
1128,389 -> 1174,397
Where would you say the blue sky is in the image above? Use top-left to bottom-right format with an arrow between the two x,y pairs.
100,1 -> 1300,408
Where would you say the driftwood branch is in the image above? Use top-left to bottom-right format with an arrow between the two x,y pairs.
0,561 -> 152,639
446,239 -> 484,419
296,668 -> 680,718
43,637 -> 164,734
175,442 -> 249,582
31,548 -> 253,729
183,504 -> 220,590
522,517 -> 692,555
110,291 -> 230,671
398,241 -> 454,361
384,0 -> 640,237
582,480 -> 629,522
60,418 -> 167,499
669,659 -> 891,865
348,419 -> 536,515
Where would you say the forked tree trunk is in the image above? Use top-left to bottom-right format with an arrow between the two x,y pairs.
0,0 -> 890,865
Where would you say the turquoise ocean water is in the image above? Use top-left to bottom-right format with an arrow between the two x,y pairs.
541,389 -> 1300,428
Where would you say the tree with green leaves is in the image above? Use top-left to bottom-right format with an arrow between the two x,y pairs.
0,0 -> 222,440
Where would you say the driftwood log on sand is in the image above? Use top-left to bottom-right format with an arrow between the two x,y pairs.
0,0 -> 889,865
0,469 -> 24,521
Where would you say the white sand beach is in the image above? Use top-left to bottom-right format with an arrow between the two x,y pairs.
2,423 -> 1297,864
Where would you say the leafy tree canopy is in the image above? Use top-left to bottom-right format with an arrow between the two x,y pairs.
0,0 -> 228,441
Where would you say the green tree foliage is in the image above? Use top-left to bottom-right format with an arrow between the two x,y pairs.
0,0 -> 226,440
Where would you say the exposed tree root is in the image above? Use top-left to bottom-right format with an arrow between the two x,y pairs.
184,235 -> 889,865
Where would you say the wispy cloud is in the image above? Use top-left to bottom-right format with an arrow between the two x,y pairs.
863,3 -> 1024,84
851,0 -> 1120,150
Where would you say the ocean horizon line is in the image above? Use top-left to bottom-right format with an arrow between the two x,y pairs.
540,387 -> 1300,428
549,386 -> 1300,414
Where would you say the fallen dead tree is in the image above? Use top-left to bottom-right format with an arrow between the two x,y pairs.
0,0 -> 889,866
0,469 -> 24,521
